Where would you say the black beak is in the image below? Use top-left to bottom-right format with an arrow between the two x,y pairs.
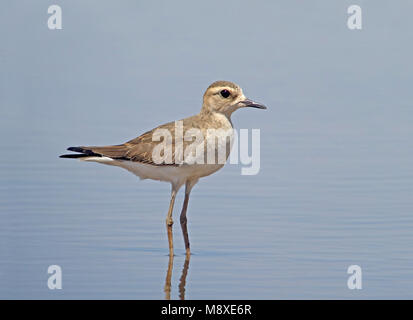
238,99 -> 267,109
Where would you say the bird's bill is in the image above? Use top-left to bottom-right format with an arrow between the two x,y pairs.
237,99 -> 267,109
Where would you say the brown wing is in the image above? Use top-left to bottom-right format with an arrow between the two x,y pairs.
62,117 -> 203,166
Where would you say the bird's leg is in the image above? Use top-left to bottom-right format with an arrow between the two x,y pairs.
166,189 -> 177,256
178,254 -> 190,300
180,193 -> 190,257
180,181 -> 194,257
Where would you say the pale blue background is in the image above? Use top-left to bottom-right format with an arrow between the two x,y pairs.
1,1 -> 412,299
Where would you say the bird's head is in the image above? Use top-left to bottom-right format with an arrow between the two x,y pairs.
201,80 -> 266,116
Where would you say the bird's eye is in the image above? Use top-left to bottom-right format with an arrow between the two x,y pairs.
220,89 -> 230,98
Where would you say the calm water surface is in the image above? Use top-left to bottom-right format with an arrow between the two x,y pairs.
1,1 -> 413,299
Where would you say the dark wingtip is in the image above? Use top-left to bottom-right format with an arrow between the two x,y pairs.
59,153 -> 89,159
67,146 -> 85,153
60,146 -> 102,159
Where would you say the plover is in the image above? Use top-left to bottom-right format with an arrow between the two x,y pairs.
60,80 -> 266,256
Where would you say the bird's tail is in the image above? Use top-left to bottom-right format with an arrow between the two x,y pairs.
59,147 -> 102,159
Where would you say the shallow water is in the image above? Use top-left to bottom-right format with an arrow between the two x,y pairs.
1,1 -> 413,299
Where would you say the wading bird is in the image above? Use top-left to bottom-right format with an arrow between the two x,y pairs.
60,81 -> 266,257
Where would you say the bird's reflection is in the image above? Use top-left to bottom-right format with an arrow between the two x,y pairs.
178,256 -> 190,300
163,255 -> 174,300
164,254 -> 191,300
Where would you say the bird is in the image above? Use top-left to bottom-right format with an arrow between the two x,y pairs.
60,80 -> 266,257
